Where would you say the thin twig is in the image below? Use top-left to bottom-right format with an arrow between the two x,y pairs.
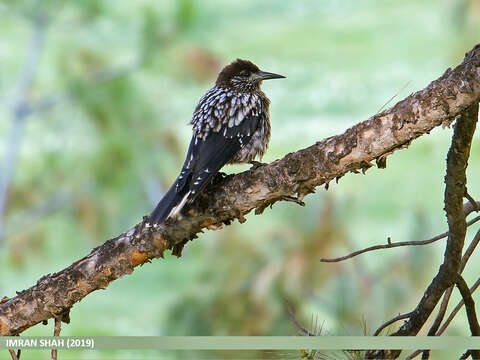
366,98 -> 479,360
405,349 -> 422,360
320,215 -> 480,262
420,349 -> 429,360
50,317 -> 61,360
455,275 -> 480,335
428,286 -> 454,335
377,81 -> 411,113
8,350 -> 19,360
463,201 -> 480,216
373,312 -> 413,336
419,285 -> 454,360
427,230 -> 480,358
423,228 -> 480,358
411,228 -> 480,359
464,191 -> 479,212
437,277 -> 480,335
286,302 -> 315,336
406,280 -> 479,360
459,350 -> 472,359
455,275 -> 480,359
338,206 -> 480,357
460,228 -> 480,273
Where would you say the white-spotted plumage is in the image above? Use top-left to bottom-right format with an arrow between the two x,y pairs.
190,86 -> 271,163
150,58 -> 282,224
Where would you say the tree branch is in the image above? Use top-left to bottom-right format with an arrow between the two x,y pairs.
455,275 -> 480,336
1,44 -> 480,337
438,277 -> 480,335
455,275 -> 480,359
366,94 -> 478,359
8,349 -> 19,360
405,278 -> 480,360
51,317 -> 61,360
320,211 -> 480,263
286,302 -> 316,336
407,228 -> 480,359
373,312 -> 414,336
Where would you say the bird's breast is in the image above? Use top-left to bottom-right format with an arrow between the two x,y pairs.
230,115 -> 271,164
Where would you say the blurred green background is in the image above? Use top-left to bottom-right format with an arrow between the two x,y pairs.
0,0 -> 479,359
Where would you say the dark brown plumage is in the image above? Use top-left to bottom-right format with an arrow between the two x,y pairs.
150,59 -> 285,223
215,59 -> 260,87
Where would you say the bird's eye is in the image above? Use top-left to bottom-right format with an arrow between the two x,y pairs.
239,70 -> 249,77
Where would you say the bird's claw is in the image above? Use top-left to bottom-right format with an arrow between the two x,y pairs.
211,171 -> 228,184
249,160 -> 267,171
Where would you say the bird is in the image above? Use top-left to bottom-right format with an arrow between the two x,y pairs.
150,59 -> 285,224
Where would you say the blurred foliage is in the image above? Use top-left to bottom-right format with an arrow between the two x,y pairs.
0,0 -> 479,359
175,0 -> 197,33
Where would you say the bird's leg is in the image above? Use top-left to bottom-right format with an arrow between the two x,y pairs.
249,160 -> 267,171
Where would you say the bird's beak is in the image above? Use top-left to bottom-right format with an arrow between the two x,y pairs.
256,70 -> 286,80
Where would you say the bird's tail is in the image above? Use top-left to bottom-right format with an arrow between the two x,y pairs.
150,180 -> 190,224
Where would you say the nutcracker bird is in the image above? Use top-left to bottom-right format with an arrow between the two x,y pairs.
150,59 -> 285,223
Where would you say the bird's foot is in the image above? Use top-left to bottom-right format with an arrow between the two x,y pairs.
249,160 -> 267,171
210,171 -> 228,185
216,171 -> 228,179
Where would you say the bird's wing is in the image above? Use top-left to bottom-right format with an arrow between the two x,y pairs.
161,88 -> 265,219
181,112 -> 261,200
173,113 -> 263,216
190,87 -> 263,140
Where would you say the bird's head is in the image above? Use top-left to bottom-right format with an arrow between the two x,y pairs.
215,59 -> 285,91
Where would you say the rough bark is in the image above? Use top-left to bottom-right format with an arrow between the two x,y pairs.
1,44 -> 480,337
366,101 -> 478,360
